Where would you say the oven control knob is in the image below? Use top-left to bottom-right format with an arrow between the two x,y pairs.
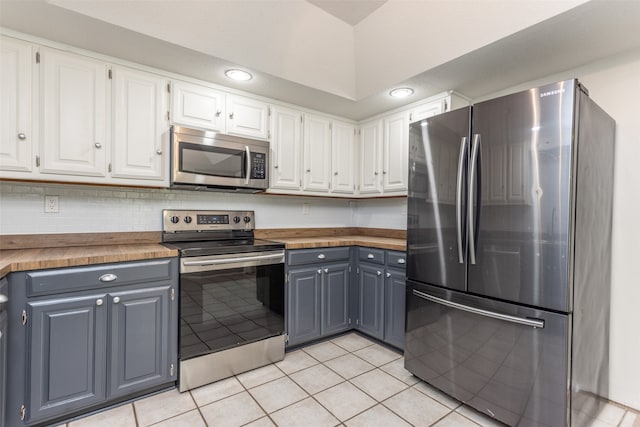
184,216 -> 192,224
243,216 -> 251,223
233,216 -> 241,224
170,216 -> 180,224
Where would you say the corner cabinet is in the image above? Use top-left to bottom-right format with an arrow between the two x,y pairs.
286,248 -> 351,347
5,258 -> 178,427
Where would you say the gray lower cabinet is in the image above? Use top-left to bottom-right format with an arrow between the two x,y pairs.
286,248 -> 351,347
384,268 -> 406,349
357,263 -> 385,340
5,258 -> 178,427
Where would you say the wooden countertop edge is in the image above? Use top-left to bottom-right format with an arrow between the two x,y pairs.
0,244 -> 178,276
270,236 -> 406,251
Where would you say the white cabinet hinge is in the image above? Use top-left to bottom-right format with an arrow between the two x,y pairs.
35,155 -> 40,167
171,288 -> 175,301
409,113 -> 413,121
108,163 -> 112,173
170,363 -> 174,376
108,68 -> 112,80
166,111 -> 170,121
21,309 -> 27,326
300,116 -> 303,124
268,130 -> 271,139
444,99 -> 448,111
167,82 -> 171,93
20,405 -> 26,421
268,106 -> 271,116
35,52 -> 40,64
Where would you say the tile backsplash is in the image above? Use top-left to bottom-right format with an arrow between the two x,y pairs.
0,182 -> 407,234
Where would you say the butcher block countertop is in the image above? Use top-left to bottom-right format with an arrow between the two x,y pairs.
0,228 -> 406,277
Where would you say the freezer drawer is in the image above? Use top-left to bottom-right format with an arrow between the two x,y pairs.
405,280 -> 570,427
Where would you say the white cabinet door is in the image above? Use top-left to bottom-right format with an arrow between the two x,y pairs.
409,99 -> 446,123
382,112 -> 409,193
111,66 -> 169,183
303,114 -> 331,192
171,81 -> 225,132
358,119 -> 382,195
0,37 -> 33,172
331,120 -> 356,194
40,48 -> 107,177
270,106 -> 302,190
226,94 -> 269,140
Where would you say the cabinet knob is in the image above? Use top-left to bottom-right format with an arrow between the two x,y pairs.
317,254 -> 325,259
306,169 -> 311,173
334,172 -> 338,175
274,165 -> 278,169
377,271 -> 382,276
95,142 -> 102,149
99,273 -> 118,282
367,254 -> 374,259
216,110 -> 222,117
386,272 -> 391,278
317,269 -> 322,274
156,149 -> 163,155
113,296 -> 120,304
324,268 -> 329,273
382,170 -> 387,174
374,172 -> 378,175
18,133 -> 26,140
96,298 -> 104,306
229,112 -> 234,119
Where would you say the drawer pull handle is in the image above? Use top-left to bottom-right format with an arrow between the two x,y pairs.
317,254 -> 326,259
367,254 -> 374,259
398,258 -> 406,264
317,269 -> 322,274
99,273 -> 118,282
113,296 -> 120,304
96,298 -> 104,306
386,272 -> 391,278
324,268 -> 329,273
377,271 -> 382,276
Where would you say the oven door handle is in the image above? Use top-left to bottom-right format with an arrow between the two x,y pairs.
183,252 -> 284,267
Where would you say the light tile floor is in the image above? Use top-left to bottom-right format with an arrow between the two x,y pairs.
62,333 -> 640,427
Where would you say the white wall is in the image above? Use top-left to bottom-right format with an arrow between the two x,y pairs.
0,182 -> 354,234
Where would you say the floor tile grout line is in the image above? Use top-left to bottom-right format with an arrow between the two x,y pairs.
188,389 -> 210,427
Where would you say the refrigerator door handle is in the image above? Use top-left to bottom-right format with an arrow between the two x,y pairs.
468,134 -> 481,265
456,137 -> 468,264
412,289 -> 545,329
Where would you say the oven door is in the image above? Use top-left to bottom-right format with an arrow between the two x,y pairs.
171,126 -> 268,190
179,250 -> 285,361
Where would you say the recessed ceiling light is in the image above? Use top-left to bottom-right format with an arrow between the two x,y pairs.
389,87 -> 414,98
225,69 -> 252,81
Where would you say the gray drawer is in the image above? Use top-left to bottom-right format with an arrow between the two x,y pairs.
358,247 -> 385,265
287,247 -> 350,266
26,258 -> 175,297
387,251 -> 407,269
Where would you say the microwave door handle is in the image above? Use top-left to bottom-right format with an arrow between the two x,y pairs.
245,146 -> 251,185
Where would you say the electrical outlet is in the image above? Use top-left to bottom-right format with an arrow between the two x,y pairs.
45,195 -> 59,213
302,203 -> 310,215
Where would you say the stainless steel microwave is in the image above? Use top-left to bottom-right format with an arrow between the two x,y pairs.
170,126 -> 269,192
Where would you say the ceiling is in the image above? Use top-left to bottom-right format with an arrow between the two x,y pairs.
1,0 -> 639,120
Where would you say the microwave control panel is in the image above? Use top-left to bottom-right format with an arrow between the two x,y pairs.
250,152 -> 266,179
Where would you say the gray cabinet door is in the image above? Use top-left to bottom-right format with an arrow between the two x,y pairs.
322,262 -> 350,336
27,294 -> 108,424
357,263 -> 384,340
384,269 -> 406,349
108,285 -> 175,398
288,267 -> 322,346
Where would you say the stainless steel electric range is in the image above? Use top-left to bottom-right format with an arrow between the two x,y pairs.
162,209 -> 286,392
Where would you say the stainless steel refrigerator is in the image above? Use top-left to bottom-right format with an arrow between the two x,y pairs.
405,79 -> 615,427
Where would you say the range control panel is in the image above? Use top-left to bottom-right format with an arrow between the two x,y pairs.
163,209 -> 254,232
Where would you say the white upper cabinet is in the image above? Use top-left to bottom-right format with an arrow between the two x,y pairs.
40,47 -> 108,177
331,120 -> 356,194
358,119 -> 382,195
382,111 -> 409,193
171,81 -> 225,132
270,106 -> 302,190
409,99 -> 445,123
303,114 -> 331,192
111,66 -> 169,183
0,36 -> 33,173
226,94 -> 270,140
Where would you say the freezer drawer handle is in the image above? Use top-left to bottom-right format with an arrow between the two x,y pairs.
412,289 -> 545,329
